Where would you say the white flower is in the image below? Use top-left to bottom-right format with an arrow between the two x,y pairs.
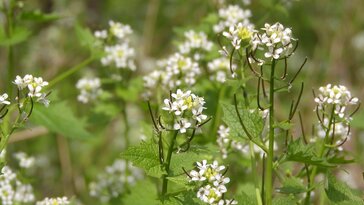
94,30 -> 108,39
178,30 -> 213,59
101,43 -> 136,70
14,152 -> 35,169
252,22 -> 296,60
89,159 -> 143,203
36,197 -> 70,205
214,5 -> 252,33
0,94 -> 10,105
108,20 -> 133,40
208,58 -> 236,83
76,77 -> 102,104
174,118 -> 192,133
13,75 -> 50,106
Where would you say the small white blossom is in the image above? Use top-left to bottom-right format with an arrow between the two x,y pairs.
13,75 -> 50,106
0,94 -> 10,105
89,159 -> 143,203
14,152 -> 35,169
214,5 -> 252,33
94,30 -> 108,39
108,20 -> 133,40
101,43 -> 136,70
178,30 -> 213,60
76,77 -> 102,104
36,197 -> 70,205
207,58 -> 236,83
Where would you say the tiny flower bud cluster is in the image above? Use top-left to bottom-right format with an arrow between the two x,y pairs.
314,84 -> 359,120
207,58 -> 237,83
89,159 -> 143,203
94,20 -> 136,71
76,77 -> 102,104
14,75 -> 50,107
36,197 -> 70,205
142,53 -> 201,99
0,166 -> 35,205
251,23 -> 296,61
213,5 -> 252,33
162,89 -> 207,133
189,160 -> 237,205
178,30 -> 213,60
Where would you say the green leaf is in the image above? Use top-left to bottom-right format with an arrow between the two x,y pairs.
272,195 -> 298,205
115,77 -> 144,102
20,10 -> 60,22
123,179 -> 160,205
31,101 -> 92,140
173,191 -> 205,205
0,27 -> 31,46
221,103 -> 265,148
325,172 -> 364,205
121,140 -> 166,178
274,121 -> 293,130
277,177 -> 306,194
169,145 -> 211,176
284,139 -> 334,167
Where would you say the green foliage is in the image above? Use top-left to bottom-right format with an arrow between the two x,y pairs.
325,173 -> 364,205
121,140 -> 166,178
123,179 -> 159,205
283,139 -> 334,167
0,26 -> 31,46
31,101 -> 92,140
20,10 -> 60,22
272,195 -> 298,205
221,103 -> 265,149
115,77 -> 144,102
277,177 -> 306,194
169,145 -> 212,176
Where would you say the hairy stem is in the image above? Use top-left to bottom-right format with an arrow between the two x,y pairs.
250,142 -> 263,205
265,59 -> 276,205
209,86 -> 226,138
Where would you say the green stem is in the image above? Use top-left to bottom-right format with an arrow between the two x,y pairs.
48,56 -> 95,88
305,106 -> 335,205
161,130 -> 179,197
5,0 -> 14,96
209,86 -> 226,138
250,142 -> 263,205
265,59 -> 276,205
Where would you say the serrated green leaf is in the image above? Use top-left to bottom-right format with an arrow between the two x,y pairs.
325,172 -> 364,205
277,177 -> 306,194
169,145 -> 211,176
272,195 -> 298,205
0,27 -> 31,46
221,103 -> 265,149
284,139 -> 335,167
123,179 -> 159,205
121,140 -> 166,178
31,101 -> 92,140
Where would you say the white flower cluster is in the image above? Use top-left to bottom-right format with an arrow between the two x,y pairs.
217,125 -> 245,159
314,119 -> 350,151
178,30 -> 213,60
0,94 -> 10,105
251,23 -> 296,61
76,77 -> 102,104
314,84 -> 359,120
162,89 -> 207,133
94,20 -> 136,71
89,159 -> 143,203
189,160 -> 237,205
35,197 -> 70,205
13,152 -> 35,169
207,58 -> 236,83
0,166 -> 35,205
143,53 -> 201,99
213,5 -> 252,33
13,74 -> 50,107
